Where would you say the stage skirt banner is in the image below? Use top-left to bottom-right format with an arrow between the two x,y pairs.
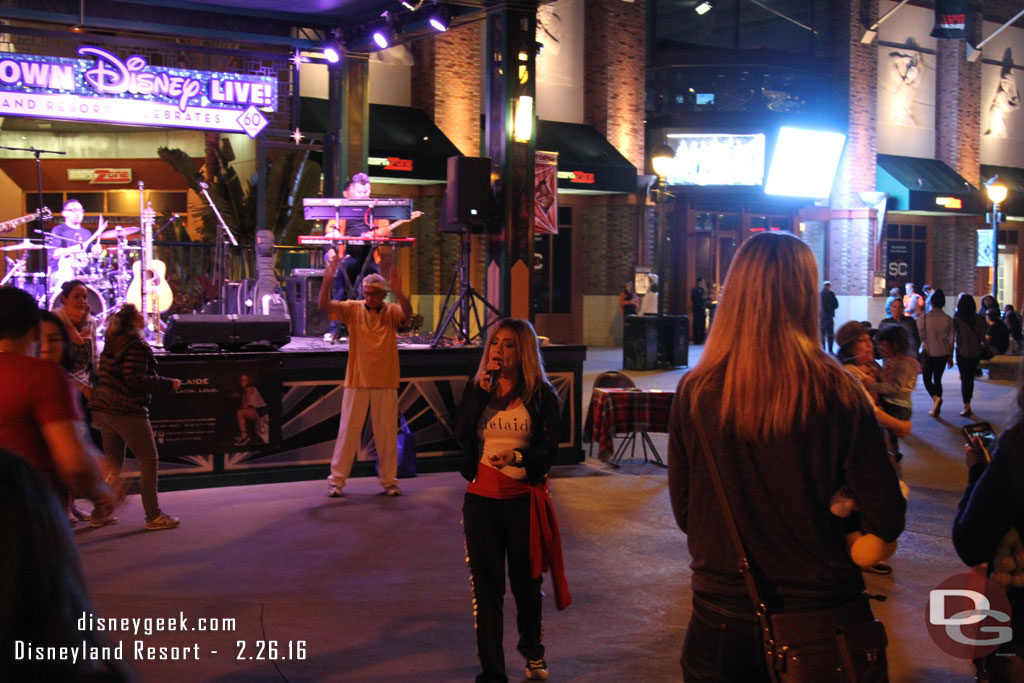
535,151 -> 559,235
150,357 -> 283,457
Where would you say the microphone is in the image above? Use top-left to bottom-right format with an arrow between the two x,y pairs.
486,367 -> 501,389
154,214 -> 179,238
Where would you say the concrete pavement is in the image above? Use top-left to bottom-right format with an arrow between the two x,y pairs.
73,347 -> 1022,682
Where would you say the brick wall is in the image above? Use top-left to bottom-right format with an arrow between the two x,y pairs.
411,25 -> 482,157
583,0 -> 646,171
580,203 -> 640,295
930,219 -> 982,297
828,0 -> 878,296
934,13 -> 982,188
932,9 -> 984,298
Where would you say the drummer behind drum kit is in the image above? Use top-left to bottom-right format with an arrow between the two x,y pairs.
1,207 -> 151,328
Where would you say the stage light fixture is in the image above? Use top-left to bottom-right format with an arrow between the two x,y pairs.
695,2 -> 712,15
323,46 -> 340,63
428,12 -> 450,32
373,30 -> 389,48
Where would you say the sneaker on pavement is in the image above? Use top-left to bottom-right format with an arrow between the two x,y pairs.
145,513 -> 180,531
70,503 -> 90,522
327,483 -> 344,498
89,514 -> 119,528
323,332 -> 334,342
384,484 -> 402,497
525,659 -> 549,680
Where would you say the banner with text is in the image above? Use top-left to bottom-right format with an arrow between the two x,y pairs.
150,357 -> 283,457
0,46 -> 277,137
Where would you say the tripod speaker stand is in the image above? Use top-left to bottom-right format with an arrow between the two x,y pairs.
431,232 -> 501,347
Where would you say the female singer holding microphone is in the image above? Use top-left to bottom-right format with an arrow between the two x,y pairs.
454,318 -> 571,683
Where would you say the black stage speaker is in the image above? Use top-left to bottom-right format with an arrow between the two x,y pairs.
442,155 -> 492,233
287,274 -> 330,337
622,315 -> 658,370
164,314 -> 291,352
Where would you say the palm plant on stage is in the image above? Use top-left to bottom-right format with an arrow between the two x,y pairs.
158,137 -> 322,308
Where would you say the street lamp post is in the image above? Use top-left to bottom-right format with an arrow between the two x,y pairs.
987,182 -> 1007,301
651,144 -> 675,318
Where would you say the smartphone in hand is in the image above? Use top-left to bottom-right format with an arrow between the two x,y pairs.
962,422 -> 998,461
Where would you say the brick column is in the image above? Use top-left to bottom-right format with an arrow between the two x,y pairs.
411,25 -> 482,157
410,26 -> 484,300
933,8 -> 983,296
828,0 -> 879,296
583,0 -> 646,171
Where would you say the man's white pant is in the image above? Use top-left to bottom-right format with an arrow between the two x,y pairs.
327,387 -> 398,489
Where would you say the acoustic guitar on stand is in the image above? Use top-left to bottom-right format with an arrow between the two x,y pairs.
126,205 -> 173,316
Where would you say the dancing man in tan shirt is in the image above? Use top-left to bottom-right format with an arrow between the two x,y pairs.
319,264 -> 412,498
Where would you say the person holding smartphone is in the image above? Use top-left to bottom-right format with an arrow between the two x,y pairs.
953,358 -> 1024,682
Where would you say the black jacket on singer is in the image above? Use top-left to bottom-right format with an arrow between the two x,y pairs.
454,380 -> 562,486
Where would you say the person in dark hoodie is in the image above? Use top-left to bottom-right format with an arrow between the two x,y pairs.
87,304 -> 180,530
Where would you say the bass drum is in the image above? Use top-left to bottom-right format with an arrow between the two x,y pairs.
49,283 -> 108,322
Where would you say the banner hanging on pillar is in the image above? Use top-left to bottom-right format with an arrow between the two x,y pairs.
535,151 -> 559,235
930,0 -> 967,39
977,229 -> 995,267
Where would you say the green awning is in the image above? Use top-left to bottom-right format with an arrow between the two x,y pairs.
877,154 -> 984,214
981,164 -> 1024,217
536,120 -> 638,194
300,98 -> 462,182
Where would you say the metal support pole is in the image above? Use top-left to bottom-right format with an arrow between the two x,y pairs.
992,200 -> 1000,301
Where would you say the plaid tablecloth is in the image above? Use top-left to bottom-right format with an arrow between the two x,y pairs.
584,388 -> 674,458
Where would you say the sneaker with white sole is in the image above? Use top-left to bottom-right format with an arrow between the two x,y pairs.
145,513 -> 180,531
327,483 -> 344,498
384,484 -> 402,497
525,659 -> 549,680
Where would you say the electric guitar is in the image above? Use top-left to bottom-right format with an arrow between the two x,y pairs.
126,206 -> 174,315
1,207 -> 52,233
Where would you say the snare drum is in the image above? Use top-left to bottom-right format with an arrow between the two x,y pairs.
49,283 -> 107,321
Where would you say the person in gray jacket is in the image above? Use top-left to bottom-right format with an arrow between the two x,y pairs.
917,289 -> 955,417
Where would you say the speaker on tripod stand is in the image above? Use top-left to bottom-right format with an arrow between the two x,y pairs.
432,156 -> 501,347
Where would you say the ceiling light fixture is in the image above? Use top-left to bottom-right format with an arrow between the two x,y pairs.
695,2 -> 712,15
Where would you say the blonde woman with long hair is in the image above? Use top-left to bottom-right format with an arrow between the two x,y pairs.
453,318 -> 570,682
667,232 -> 905,681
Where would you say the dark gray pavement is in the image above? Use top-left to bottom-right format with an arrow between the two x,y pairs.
74,347 -> 1023,682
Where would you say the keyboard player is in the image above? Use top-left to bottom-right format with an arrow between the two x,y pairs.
324,172 -> 421,341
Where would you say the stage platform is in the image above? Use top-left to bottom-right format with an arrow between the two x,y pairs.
139,335 -> 586,490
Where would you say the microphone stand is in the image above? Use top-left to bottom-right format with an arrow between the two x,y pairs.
198,182 -> 238,315
0,144 -> 65,296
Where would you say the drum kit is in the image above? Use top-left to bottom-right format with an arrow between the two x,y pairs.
1,223 -> 143,324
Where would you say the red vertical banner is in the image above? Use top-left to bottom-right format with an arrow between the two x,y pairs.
535,151 -> 559,235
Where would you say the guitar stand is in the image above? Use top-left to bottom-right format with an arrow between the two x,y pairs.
431,232 -> 501,347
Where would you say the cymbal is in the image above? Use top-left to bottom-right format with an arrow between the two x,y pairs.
0,240 -> 46,251
101,226 -> 140,239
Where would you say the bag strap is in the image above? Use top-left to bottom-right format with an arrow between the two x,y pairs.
692,420 -> 778,659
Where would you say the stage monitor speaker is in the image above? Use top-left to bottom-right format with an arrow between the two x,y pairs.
164,314 -> 233,352
164,314 -> 291,353
287,274 -> 330,337
234,315 -> 291,350
442,156 -> 492,233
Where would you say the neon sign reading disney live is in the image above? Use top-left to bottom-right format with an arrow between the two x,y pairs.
0,45 -> 278,138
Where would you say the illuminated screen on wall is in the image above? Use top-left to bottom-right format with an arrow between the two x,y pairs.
664,133 -> 765,186
764,127 -> 847,198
